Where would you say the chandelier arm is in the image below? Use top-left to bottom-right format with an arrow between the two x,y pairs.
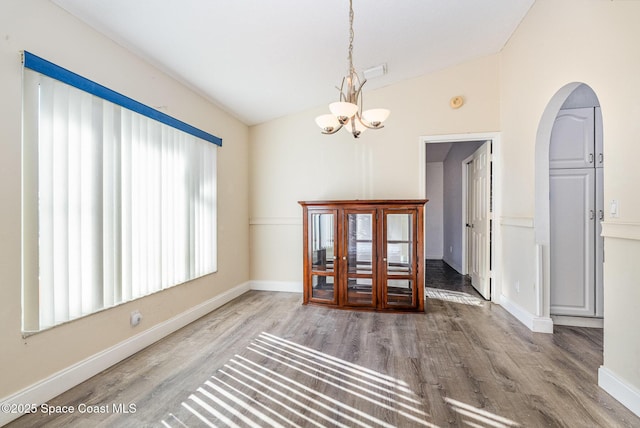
337,76 -> 348,102
355,112 -> 385,130
321,123 -> 343,135
353,77 -> 367,113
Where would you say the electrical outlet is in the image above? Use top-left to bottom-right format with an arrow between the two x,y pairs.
449,246 -> 453,253
130,310 -> 142,327
515,280 -> 520,293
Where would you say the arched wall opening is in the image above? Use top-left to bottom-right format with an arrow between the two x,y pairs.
534,82 -> 602,323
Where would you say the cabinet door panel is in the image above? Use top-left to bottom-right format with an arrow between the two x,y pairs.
385,279 -> 414,306
595,168 -> 604,317
308,210 -> 338,304
311,275 -> 335,301
346,278 -> 373,305
346,212 -> 374,275
385,213 -> 413,276
310,212 -> 336,272
549,107 -> 595,169
550,169 -> 595,316
344,210 -> 376,307
382,210 -> 417,308
595,107 -> 603,167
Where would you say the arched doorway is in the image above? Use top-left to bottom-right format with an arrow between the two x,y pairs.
534,83 -> 604,328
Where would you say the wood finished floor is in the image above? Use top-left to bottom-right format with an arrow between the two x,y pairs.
7,262 -> 640,427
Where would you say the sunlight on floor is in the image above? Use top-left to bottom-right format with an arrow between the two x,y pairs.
161,332 -> 438,427
159,332 -> 524,427
425,288 -> 484,306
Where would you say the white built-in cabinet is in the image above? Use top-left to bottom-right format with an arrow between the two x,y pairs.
549,107 -> 604,317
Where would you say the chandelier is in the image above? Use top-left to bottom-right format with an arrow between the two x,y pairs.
315,0 -> 390,138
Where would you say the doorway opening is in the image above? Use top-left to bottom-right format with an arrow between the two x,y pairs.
420,133 -> 501,302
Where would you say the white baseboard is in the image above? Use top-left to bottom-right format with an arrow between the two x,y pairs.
499,294 -> 554,333
599,366 -> 640,417
551,315 -> 604,328
425,254 -> 443,260
0,281 -> 251,427
250,280 -> 302,293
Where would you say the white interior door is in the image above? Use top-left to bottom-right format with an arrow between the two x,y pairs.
469,141 -> 491,300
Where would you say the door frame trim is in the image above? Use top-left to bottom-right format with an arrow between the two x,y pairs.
419,132 -> 502,303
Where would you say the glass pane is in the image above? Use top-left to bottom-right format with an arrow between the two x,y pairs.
387,213 -> 413,275
312,275 -> 334,301
386,279 -> 413,306
311,213 -> 335,272
347,213 -> 373,274
347,278 -> 373,305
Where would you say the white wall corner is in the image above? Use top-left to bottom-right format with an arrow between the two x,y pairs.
499,294 -> 554,333
0,281 -> 252,427
250,280 -> 303,293
442,256 -> 463,275
599,366 -> 640,418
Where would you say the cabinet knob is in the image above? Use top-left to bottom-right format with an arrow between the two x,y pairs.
342,256 -> 347,260
383,257 -> 387,262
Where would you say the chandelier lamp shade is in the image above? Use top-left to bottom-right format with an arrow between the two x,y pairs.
315,0 -> 390,138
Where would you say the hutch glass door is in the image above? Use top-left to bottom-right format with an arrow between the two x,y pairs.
383,211 -> 416,307
309,210 -> 337,303
344,210 -> 376,307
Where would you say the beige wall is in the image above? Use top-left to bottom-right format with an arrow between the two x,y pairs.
0,0 -> 249,399
249,55 -> 501,282
499,0 -> 640,400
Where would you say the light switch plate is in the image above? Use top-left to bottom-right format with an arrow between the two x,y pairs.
610,199 -> 619,218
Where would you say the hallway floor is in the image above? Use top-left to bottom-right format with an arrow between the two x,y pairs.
425,259 -> 479,294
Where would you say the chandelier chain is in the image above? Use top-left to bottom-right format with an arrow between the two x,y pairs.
348,0 -> 354,76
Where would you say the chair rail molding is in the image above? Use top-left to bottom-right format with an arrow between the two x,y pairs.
501,216 -> 534,228
249,217 -> 302,226
601,222 -> 640,241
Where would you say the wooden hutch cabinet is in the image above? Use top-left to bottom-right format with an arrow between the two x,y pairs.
299,199 -> 428,312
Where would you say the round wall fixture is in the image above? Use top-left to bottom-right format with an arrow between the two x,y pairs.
450,96 -> 464,109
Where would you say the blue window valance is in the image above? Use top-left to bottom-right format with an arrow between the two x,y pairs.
22,51 -> 222,146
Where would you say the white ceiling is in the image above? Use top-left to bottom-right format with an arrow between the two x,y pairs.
51,0 -> 534,126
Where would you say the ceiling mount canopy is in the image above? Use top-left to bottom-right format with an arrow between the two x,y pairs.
315,0 -> 390,138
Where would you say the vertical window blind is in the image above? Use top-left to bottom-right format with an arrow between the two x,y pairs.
22,52 -> 220,332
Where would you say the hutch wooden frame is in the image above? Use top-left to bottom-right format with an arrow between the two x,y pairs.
299,199 -> 428,312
